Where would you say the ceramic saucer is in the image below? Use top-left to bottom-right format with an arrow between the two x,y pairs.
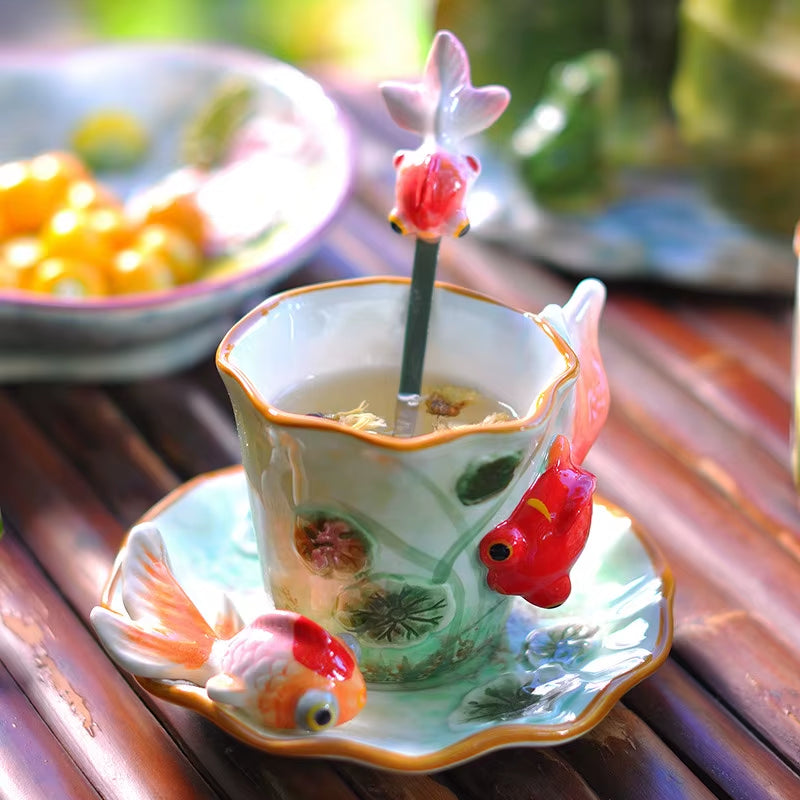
100,466 -> 674,773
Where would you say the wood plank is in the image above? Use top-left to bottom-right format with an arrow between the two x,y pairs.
0,527 -> 221,800
590,415 -> 800,765
559,705 -> 719,800
445,748 -> 600,800
0,660 -> 101,800
0,393 -> 369,800
607,295 -> 791,465
592,407 -> 800,653
184,360 -> 235,412
598,330 -> 799,553
677,305 -> 792,401
335,764 -> 461,800
625,661 -> 800,800
0,391 -> 124,599
11,384 -> 179,524
109,375 -> 241,479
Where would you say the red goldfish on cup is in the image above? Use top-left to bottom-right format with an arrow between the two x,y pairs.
380,30 -> 509,242
91,524 -> 366,732
478,435 -> 596,609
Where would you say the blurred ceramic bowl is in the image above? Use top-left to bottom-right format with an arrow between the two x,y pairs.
0,43 -> 353,381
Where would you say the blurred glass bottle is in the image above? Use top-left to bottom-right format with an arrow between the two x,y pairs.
672,0 -> 800,237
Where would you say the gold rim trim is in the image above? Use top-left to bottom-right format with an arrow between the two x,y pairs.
215,276 -> 579,451
100,466 -> 675,773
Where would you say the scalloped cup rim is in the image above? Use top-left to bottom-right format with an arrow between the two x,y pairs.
216,275 -> 580,450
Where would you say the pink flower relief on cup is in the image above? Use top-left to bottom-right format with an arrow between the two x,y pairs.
380,30 -> 510,242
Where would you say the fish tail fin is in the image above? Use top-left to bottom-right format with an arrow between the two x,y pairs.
214,594 -> 245,640
380,31 -> 509,146
541,279 -> 609,464
91,523 -> 218,682
90,606 -> 213,682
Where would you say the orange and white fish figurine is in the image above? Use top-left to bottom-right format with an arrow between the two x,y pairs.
478,435 -> 596,609
90,524 -> 366,732
380,30 -> 509,241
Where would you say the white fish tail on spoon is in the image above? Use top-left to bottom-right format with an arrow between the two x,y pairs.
380,30 -> 510,152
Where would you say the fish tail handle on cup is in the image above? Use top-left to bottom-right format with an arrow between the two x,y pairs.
540,277 -> 610,465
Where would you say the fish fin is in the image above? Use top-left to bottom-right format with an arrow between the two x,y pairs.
214,594 -> 245,639
429,31 -> 470,98
119,523 -> 217,667
448,85 -> 510,142
205,672 -> 250,708
541,279 -> 609,463
524,575 -> 572,609
544,436 -> 597,527
547,434 -> 572,468
90,606 -> 215,683
380,81 -> 432,136
337,632 -> 361,664
380,31 -> 509,147
380,32 -> 465,135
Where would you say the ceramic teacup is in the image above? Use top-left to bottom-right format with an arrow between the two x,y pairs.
217,276 -> 607,684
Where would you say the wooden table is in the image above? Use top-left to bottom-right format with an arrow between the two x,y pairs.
2,82 -> 800,800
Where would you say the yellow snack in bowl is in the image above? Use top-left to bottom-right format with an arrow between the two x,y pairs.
134,224 -> 202,284
41,208 -> 115,268
132,186 -> 208,249
0,236 -> 44,288
110,248 -> 175,295
29,256 -> 108,298
63,179 -> 121,213
87,206 -> 140,252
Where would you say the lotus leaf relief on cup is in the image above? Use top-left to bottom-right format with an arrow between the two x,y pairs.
335,576 -> 454,646
455,450 -> 526,505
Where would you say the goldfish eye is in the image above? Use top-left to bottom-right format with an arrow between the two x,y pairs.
388,212 -> 407,235
487,541 -> 513,562
296,689 -> 339,732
